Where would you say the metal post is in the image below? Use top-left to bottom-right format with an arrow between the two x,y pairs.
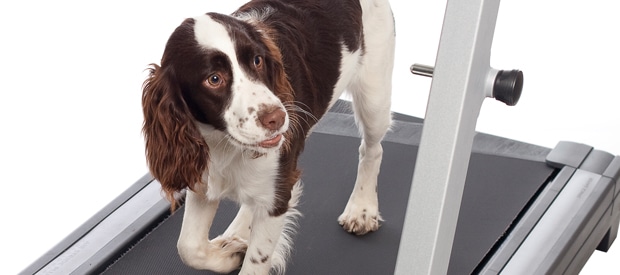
395,0 -> 504,274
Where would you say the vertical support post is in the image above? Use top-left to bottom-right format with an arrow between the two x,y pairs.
395,0 -> 502,274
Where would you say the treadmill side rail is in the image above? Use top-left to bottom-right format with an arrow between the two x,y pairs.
29,179 -> 170,275
500,170 -> 612,274
19,174 -> 155,275
481,142 -> 620,274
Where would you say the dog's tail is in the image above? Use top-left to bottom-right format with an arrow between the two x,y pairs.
270,181 -> 303,274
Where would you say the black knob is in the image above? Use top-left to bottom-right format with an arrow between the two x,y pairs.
493,70 -> 523,106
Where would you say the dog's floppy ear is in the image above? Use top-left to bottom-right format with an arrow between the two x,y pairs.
142,64 -> 209,209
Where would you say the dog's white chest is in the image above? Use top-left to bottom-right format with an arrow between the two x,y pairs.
206,148 -> 280,205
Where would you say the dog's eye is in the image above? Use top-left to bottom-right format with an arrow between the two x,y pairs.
253,55 -> 263,68
205,73 -> 223,88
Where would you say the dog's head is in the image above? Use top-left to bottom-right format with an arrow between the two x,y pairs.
142,13 -> 294,204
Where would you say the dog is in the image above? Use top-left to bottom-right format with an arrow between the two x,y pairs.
142,0 -> 395,273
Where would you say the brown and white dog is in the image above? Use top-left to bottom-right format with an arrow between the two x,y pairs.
142,0 -> 395,273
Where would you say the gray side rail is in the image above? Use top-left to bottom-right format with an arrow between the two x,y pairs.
480,141 -> 620,274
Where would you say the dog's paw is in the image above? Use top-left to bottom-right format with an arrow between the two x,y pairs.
209,235 -> 248,272
338,204 -> 383,235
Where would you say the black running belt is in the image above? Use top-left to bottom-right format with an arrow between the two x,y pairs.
102,118 -> 554,274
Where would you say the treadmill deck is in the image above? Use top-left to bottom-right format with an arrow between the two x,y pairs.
102,103 -> 554,274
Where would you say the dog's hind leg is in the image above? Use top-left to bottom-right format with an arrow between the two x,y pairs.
338,0 -> 395,235
220,204 -> 253,241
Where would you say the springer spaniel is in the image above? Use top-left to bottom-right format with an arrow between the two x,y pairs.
142,0 -> 395,273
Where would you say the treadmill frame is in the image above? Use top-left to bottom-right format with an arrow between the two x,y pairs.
396,0 -> 508,273
20,0 -> 620,273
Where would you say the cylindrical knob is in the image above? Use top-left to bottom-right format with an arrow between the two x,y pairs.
493,70 -> 523,106
410,63 -> 434,78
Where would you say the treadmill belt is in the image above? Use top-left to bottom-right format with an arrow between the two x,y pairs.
103,130 -> 554,274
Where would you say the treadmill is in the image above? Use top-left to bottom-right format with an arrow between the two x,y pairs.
21,0 -> 620,274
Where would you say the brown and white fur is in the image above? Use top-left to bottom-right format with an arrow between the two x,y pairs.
142,0 -> 395,273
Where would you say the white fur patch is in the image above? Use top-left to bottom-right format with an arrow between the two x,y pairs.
193,15 -> 237,59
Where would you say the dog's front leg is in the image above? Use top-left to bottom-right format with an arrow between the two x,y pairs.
239,210 -> 286,275
177,190 -> 247,273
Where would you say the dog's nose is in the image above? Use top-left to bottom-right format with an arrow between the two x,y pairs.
259,108 -> 286,131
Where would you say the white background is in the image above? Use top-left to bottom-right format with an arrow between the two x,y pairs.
1,0 -> 618,274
